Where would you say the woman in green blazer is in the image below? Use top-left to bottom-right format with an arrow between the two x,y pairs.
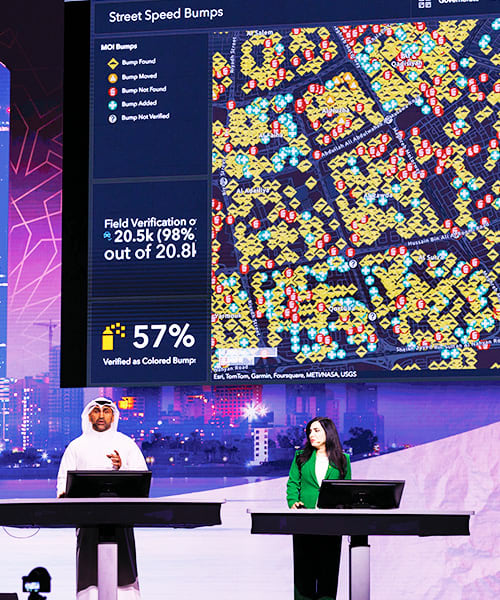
286,417 -> 351,600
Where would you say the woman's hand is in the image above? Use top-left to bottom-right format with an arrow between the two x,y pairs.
291,502 -> 305,509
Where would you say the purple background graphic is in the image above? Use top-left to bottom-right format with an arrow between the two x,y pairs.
3,1 -> 62,378
0,61 -> 9,376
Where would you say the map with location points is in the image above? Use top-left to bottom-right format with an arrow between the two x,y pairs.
63,0 -> 500,386
210,17 -> 500,382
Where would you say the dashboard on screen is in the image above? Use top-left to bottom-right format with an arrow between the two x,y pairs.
62,0 -> 500,386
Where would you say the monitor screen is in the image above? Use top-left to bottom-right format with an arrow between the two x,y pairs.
317,479 -> 405,509
65,470 -> 152,498
62,0 -> 500,387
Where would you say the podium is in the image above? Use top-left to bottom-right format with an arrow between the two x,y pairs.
0,498 -> 222,600
250,508 -> 472,600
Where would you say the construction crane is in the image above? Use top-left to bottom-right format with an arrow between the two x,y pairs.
34,320 -> 59,353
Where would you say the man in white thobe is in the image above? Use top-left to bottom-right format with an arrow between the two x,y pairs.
57,397 -> 148,600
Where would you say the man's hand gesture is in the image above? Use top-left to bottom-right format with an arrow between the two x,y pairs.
107,450 -> 122,470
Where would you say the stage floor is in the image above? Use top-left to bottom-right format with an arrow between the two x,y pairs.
1,422 -> 496,599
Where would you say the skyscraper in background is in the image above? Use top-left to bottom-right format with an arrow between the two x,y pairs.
9,375 -> 48,449
173,385 -> 214,423
9,378 -> 27,449
344,383 -> 384,448
286,384 -> 339,428
213,385 -> 262,424
48,346 -> 83,448
0,377 -> 10,446
112,387 -> 161,439
0,62 -> 10,377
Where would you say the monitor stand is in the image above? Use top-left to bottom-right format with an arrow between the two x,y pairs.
349,536 -> 370,600
97,525 -> 119,600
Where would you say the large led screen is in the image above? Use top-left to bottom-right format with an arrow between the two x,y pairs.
62,0 -> 500,386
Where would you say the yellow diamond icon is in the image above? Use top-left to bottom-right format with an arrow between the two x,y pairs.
108,58 -> 119,69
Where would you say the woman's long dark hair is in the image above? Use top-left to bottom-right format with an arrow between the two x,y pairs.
296,417 -> 347,479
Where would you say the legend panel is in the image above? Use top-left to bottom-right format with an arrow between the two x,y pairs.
92,35 -> 207,178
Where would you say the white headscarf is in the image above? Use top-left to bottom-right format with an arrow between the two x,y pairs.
81,397 -> 120,434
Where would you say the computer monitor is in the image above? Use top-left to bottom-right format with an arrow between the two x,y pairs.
317,480 -> 405,509
65,470 -> 152,498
